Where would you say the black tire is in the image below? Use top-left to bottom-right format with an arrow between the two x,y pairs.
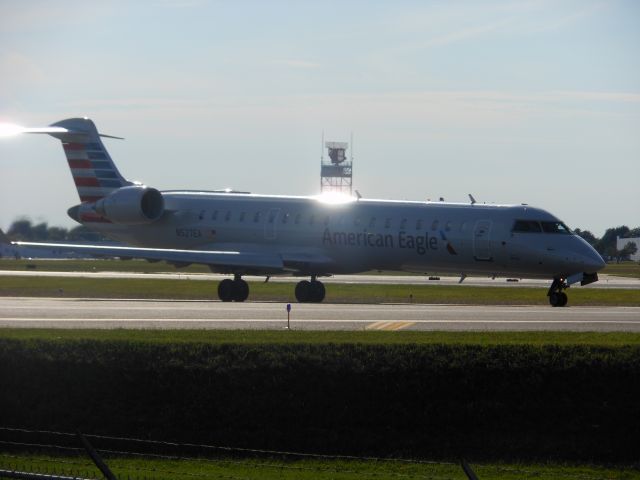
218,279 -> 235,302
559,292 -> 568,307
295,280 -> 311,302
233,279 -> 249,302
309,280 -> 326,303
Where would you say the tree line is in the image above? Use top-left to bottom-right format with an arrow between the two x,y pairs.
574,226 -> 639,262
4,218 -> 108,242
3,218 -> 639,261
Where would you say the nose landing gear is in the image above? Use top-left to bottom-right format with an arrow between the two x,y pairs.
547,277 -> 568,307
295,276 -> 326,303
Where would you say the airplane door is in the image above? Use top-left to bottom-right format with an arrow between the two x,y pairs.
264,208 -> 280,240
473,220 -> 492,261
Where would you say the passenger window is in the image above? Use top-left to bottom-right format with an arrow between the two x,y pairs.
211,210 -> 218,221
385,218 -> 391,229
294,213 -> 301,225
445,221 -> 452,232
324,215 -> 331,226
400,218 -> 407,230
239,212 -> 246,222
416,219 -> 422,230
268,211 -> 276,223
199,210 -> 205,221
282,212 -> 290,224
254,212 -> 261,223
512,220 -> 542,233
309,214 -> 315,225
369,217 -> 376,228
354,217 -> 361,227
431,220 -> 439,231
225,211 -> 231,222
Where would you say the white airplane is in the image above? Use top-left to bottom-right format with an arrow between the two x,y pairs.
6,117 -> 605,306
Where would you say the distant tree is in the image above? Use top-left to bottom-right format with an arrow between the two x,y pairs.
573,228 -> 598,246
31,222 -> 49,241
7,218 -> 34,241
47,226 -> 68,240
68,225 -> 108,242
595,226 -> 630,255
620,241 -> 638,259
625,227 -> 640,238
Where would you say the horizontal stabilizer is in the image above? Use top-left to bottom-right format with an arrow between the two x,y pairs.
0,121 -> 123,140
21,126 -> 124,140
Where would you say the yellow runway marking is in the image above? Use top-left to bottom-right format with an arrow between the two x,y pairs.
366,321 -> 416,331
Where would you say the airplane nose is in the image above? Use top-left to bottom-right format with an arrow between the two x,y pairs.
584,249 -> 606,273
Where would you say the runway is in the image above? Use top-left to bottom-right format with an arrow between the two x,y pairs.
1,297 -> 639,331
1,270 -> 639,289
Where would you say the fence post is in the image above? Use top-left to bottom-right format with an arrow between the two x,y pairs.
76,431 -> 117,480
461,460 -> 480,480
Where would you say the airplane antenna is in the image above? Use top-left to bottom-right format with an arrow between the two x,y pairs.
468,194 -> 477,205
355,190 -> 362,200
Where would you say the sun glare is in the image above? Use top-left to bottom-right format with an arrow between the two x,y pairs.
315,191 -> 356,205
0,123 -> 25,137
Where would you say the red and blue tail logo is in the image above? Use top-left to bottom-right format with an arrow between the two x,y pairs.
50,118 -> 130,204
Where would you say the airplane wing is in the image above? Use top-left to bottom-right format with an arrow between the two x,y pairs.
12,241 -> 286,274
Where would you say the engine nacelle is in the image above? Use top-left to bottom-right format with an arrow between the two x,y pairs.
94,186 -> 164,225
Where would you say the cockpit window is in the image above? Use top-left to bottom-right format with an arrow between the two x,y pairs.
512,220 -> 573,234
512,220 -> 542,233
541,221 -> 572,234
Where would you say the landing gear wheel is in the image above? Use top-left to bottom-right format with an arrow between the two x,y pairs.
547,278 -> 569,307
309,280 -> 325,303
218,279 -> 235,302
558,292 -> 568,307
549,292 -> 561,307
295,280 -> 311,303
233,279 -> 249,302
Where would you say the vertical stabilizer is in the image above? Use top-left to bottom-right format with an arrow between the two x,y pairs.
47,118 -> 131,203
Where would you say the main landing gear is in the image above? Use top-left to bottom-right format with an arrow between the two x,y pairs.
294,276 -> 326,303
218,274 -> 249,302
216,275 -> 326,303
547,277 -> 568,307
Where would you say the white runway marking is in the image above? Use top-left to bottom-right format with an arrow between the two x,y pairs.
1,297 -> 639,331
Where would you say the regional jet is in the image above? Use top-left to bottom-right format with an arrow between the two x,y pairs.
5,118 -> 605,306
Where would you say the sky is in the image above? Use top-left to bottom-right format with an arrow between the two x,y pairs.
0,0 -> 638,237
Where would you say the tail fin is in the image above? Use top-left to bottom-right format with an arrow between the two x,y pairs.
27,118 -> 132,203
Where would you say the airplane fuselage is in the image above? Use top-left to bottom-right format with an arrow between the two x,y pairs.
89,191 -> 602,280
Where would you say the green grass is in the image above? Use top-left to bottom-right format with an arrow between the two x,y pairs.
603,261 -> 640,279
1,453 -> 639,480
1,274 -> 639,305
2,328 -> 640,346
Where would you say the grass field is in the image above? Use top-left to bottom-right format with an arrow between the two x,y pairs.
1,258 -> 639,278
1,452 -> 639,480
2,328 -> 640,346
1,274 -> 639,305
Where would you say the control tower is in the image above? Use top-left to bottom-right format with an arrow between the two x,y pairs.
320,141 -> 352,195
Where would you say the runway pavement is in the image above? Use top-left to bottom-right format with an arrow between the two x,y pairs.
1,297 -> 639,331
1,270 -> 639,289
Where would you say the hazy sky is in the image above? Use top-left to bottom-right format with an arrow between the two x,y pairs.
1,0 -> 638,236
